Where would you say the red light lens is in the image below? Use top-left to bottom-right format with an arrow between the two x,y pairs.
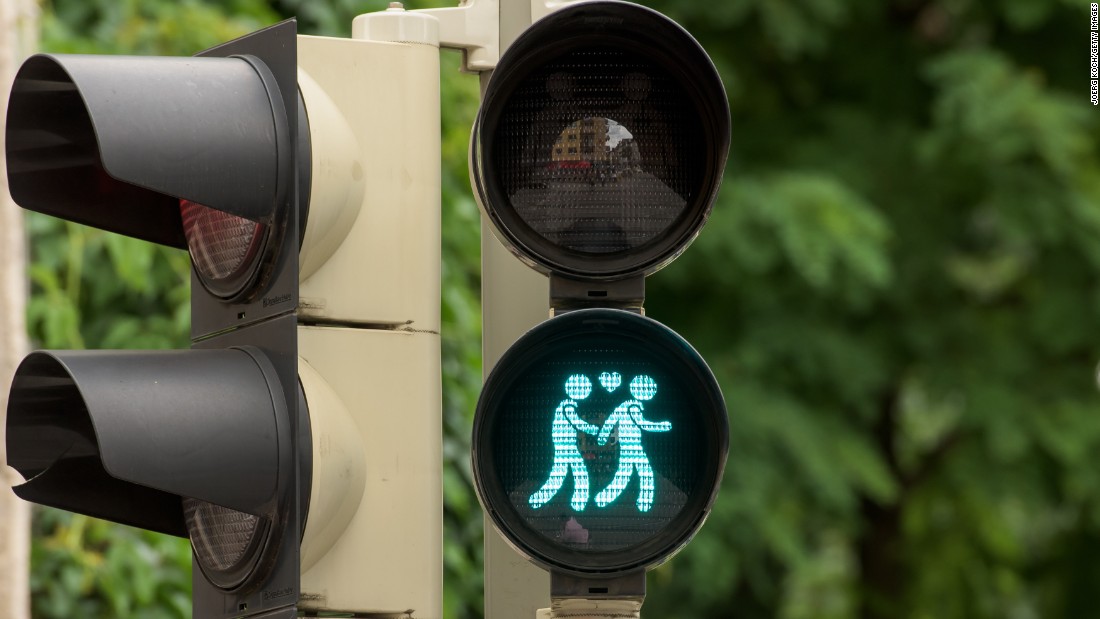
180,199 -> 265,297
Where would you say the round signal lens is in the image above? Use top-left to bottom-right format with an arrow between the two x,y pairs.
472,1 -> 730,279
473,309 -> 728,575
183,498 -> 271,590
180,199 -> 268,300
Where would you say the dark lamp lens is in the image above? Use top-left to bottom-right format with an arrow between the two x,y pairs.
183,497 -> 269,590
499,61 -> 696,257
472,1 -> 730,280
180,199 -> 266,298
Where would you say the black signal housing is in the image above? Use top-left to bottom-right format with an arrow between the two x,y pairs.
471,0 -> 730,281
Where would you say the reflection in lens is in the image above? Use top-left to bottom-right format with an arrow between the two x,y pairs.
548,118 -> 640,176
180,199 -> 265,296
183,497 -> 268,588
512,114 -> 686,255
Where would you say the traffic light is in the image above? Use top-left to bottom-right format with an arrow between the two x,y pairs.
469,0 -> 730,602
4,11 -> 442,618
474,309 -> 728,575
5,21 -> 304,618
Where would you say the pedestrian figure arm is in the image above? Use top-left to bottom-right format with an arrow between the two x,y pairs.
565,405 -> 600,435
637,419 -> 671,432
597,412 -> 622,446
630,404 -> 671,432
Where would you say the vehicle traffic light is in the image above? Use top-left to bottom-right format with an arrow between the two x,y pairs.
468,0 -> 730,605
5,21 -> 304,618
5,12 -> 443,618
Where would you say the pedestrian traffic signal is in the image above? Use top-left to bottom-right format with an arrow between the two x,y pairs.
469,0 -> 730,586
5,12 -> 443,618
473,308 -> 727,575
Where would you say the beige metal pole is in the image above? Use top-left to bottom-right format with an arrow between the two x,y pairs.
481,2 -> 552,616
481,220 -> 550,618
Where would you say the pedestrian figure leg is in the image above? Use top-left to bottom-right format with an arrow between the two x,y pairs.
636,457 -> 655,512
529,459 -> 569,509
568,452 -> 590,511
595,457 -> 634,508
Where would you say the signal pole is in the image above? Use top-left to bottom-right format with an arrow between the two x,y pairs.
482,230 -> 550,619
404,0 -> 557,612
481,0 -> 552,615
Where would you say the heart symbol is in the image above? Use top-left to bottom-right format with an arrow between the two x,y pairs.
599,371 -> 622,392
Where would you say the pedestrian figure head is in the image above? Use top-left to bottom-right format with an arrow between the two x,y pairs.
629,375 -> 657,401
565,374 -> 592,400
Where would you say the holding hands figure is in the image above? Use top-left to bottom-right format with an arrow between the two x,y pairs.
528,374 -> 601,511
529,373 -> 671,513
594,375 -> 670,512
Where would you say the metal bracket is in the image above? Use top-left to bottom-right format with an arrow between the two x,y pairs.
549,274 -> 645,315
539,600 -> 643,618
411,0 -> 588,73
415,0 -> 500,72
249,607 -> 300,619
542,570 -> 645,617
530,0 -> 579,24
551,570 -> 646,599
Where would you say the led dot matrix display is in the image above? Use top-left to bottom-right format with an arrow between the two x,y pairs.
474,309 -> 728,575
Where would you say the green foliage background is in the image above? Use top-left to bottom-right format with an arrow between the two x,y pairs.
18,0 -> 1100,618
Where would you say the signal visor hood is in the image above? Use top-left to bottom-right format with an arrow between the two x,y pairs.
4,52 -> 292,248
5,348 -> 291,537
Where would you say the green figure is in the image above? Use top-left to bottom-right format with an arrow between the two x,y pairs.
529,374 -> 601,511
594,375 -> 670,512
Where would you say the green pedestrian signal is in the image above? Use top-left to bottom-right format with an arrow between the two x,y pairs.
474,309 -> 727,575
527,372 -> 672,514
591,374 -> 671,512
527,373 -> 600,512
